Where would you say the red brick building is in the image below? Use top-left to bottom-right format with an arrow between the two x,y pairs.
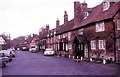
39,25 -> 49,52
39,0 -> 120,62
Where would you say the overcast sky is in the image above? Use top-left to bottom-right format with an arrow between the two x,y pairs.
0,0 -> 103,39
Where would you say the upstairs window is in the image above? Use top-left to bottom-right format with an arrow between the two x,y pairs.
103,1 -> 110,11
96,22 -> 105,32
63,34 -> 65,38
84,12 -> 89,19
91,40 -> 96,50
117,20 -> 120,30
68,32 -> 71,41
59,35 -> 60,39
99,40 -> 106,50
79,29 -> 84,35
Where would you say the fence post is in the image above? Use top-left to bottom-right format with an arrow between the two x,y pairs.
90,58 -> 92,62
81,57 -> 83,61
103,59 -> 106,64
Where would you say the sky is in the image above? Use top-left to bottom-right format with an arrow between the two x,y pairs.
0,0 -> 103,39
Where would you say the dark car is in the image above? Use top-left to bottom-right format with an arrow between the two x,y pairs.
21,46 -> 29,51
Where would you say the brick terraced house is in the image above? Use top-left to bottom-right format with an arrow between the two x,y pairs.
39,25 -> 49,52
39,0 -> 120,62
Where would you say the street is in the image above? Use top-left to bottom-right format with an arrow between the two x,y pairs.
1,51 -> 119,75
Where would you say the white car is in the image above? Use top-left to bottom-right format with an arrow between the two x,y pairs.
44,48 -> 55,56
0,50 -> 13,61
7,49 -> 15,57
29,46 -> 37,53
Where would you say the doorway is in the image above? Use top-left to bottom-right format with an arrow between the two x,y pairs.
73,36 -> 84,57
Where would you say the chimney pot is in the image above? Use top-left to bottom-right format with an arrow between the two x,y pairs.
64,11 -> 68,24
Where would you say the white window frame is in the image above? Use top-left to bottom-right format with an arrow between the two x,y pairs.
103,1 -> 110,11
79,29 -> 84,35
68,32 -> 71,41
91,40 -> 96,50
99,40 -> 106,50
66,43 -> 68,51
63,43 -> 64,51
81,44 -> 83,50
84,12 -> 89,19
96,22 -> 105,32
59,35 -> 60,39
118,38 -> 120,50
63,34 -> 65,38
117,20 -> 120,30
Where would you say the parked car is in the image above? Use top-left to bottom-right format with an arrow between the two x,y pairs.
22,46 -> 29,51
44,48 -> 55,56
0,57 -> 7,67
0,53 -> 9,67
0,50 -> 13,62
7,49 -> 15,57
29,46 -> 37,53
17,48 -> 20,51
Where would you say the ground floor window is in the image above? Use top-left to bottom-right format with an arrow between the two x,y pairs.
57,44 -> 59,51
99,40 -> 106,50
91,40 -> 96,50
66,43 -> 68,51
118,38 -> 120,50
117,20 -> 120,30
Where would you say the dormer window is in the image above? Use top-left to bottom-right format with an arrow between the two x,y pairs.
84,12 -> 89,19
103,1 -> 110,11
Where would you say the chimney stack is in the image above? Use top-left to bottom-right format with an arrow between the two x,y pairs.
64,11 -> 68,24
56,18 -> 60,28
74,1 -> 81,25
81,2 -> 87,13
46,24 -> 49,31
74,1 -> 88,25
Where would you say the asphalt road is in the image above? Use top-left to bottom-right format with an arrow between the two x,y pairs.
1,51 -> 119,75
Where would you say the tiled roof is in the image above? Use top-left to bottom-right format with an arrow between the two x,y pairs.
73,2 -> 120,29
56,19 -> 74,35
39,32 -> 48,40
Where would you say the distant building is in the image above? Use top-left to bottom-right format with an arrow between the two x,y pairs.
39,25 -> 49,52
29,36 -> 39,51
0,36 -> 7,50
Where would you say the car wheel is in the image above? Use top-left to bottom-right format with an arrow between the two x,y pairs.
2,62 -> 7,67
12,55 -> 15,57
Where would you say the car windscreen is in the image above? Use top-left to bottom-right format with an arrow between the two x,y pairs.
46,49 -> 52,51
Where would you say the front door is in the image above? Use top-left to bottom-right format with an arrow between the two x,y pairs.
73,37 -> 84,57
78,43 -> 84,57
